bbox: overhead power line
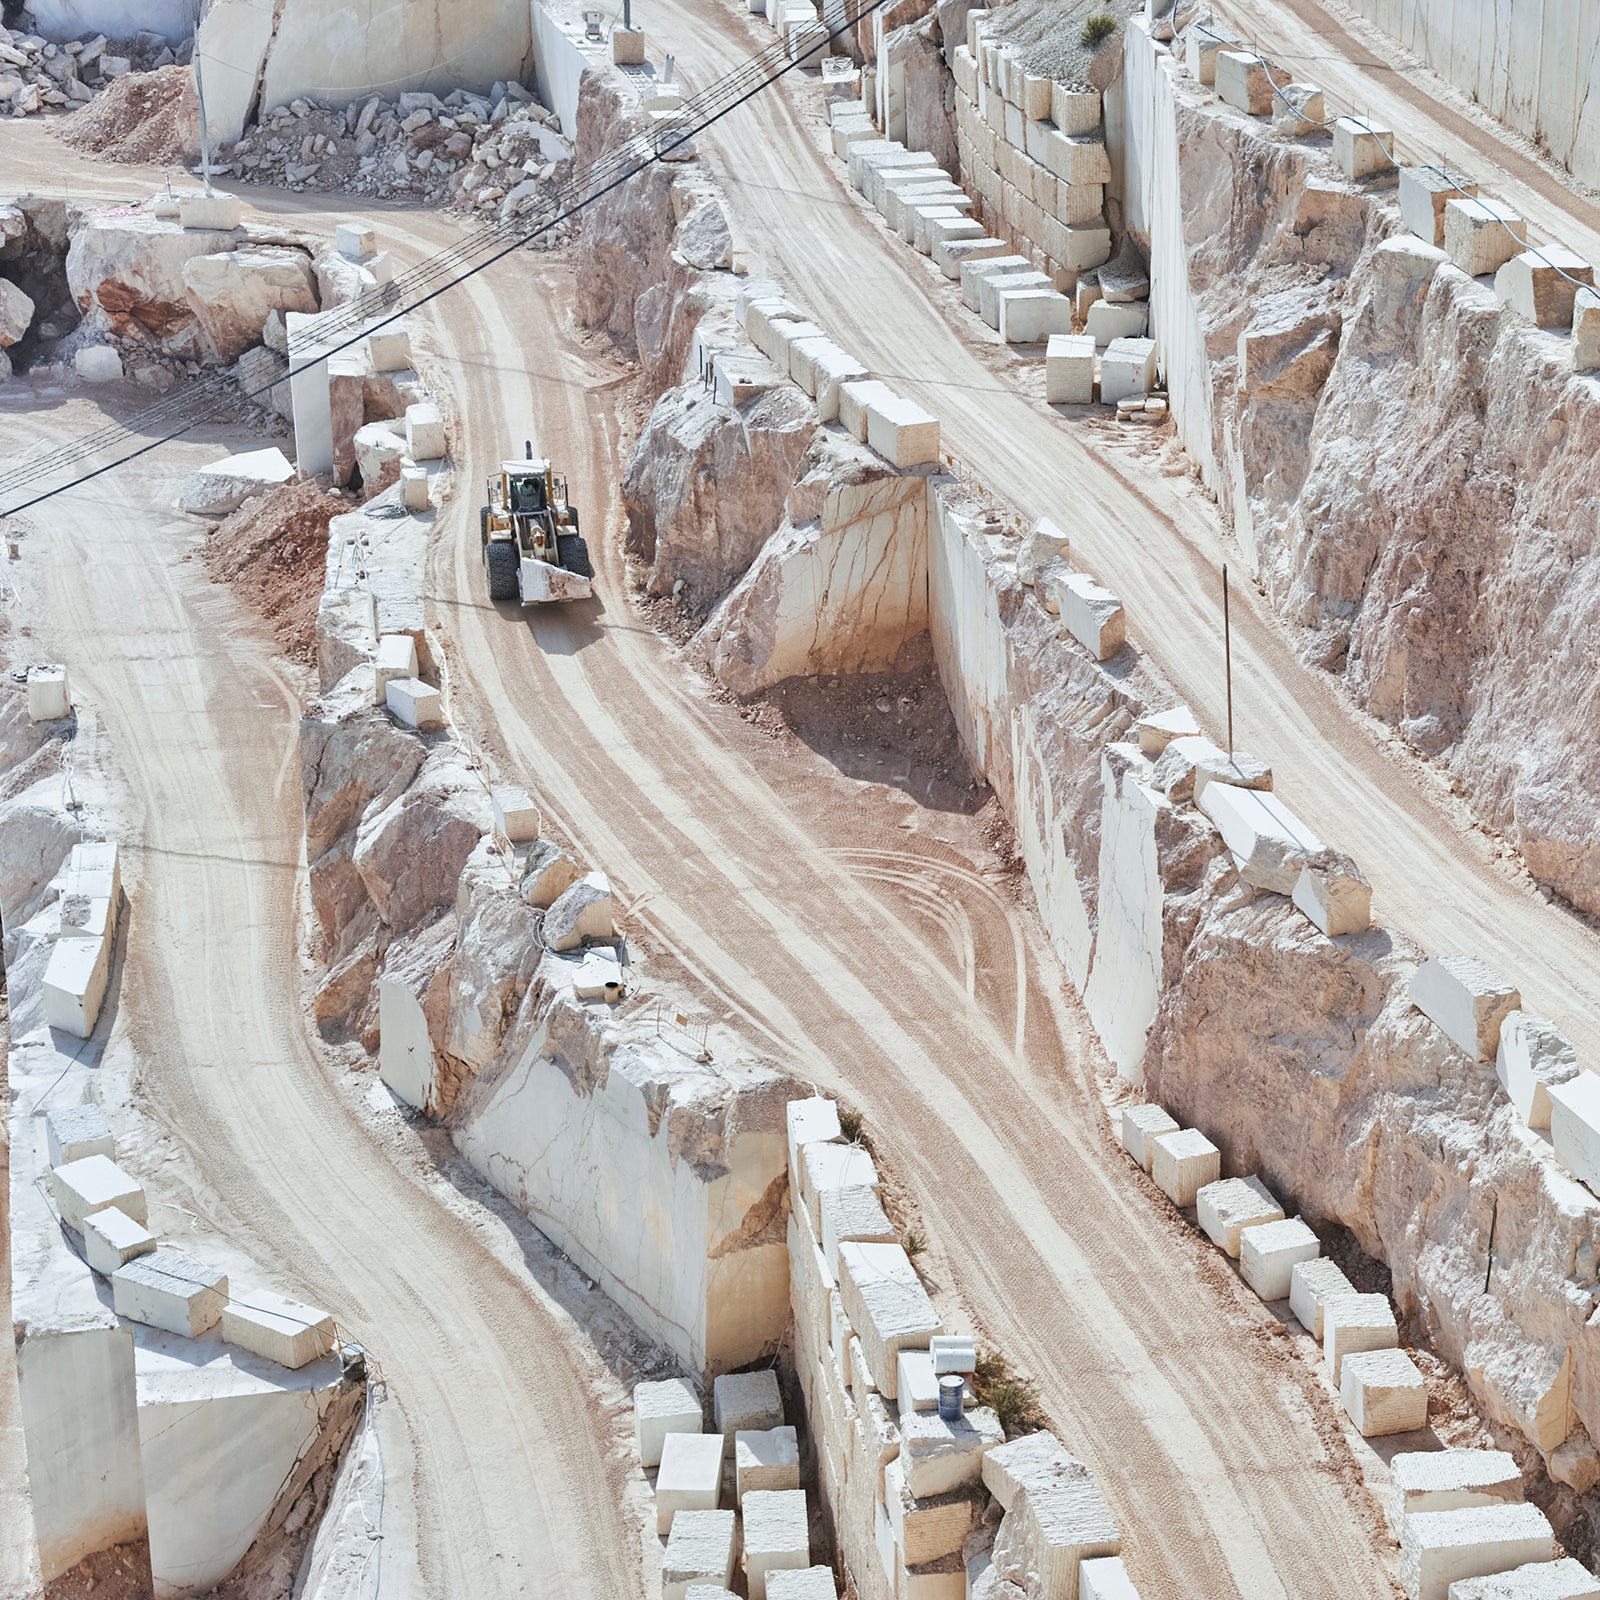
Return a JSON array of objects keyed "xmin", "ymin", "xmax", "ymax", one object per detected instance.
[{"xmin": 0, "ymin": 4, "xmax": 889, "ymax": 518}]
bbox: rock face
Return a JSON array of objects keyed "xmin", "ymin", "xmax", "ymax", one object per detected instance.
[
  {"xmin": 692, "ymin": 434, "xmax": 932, "ymax": 697},
  {"xmin": 623, "ymin": 381, "xmax": 818, "ymax": 610},
  {"xmin": 181, "ymin": 245, "xmax": 320, "ymax": 362},
  {"xmin": 1151, "ymin": 76, "xmax": 1600, "ymax": 915}
]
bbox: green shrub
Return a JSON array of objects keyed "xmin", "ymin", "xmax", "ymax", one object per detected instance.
[
  {"xmin": 837, "ymin": 1104, "xmax": 865, "ymax": 1142},
  {"xmin": 903, "ymin": 1227, "xmax": 927, "ymax": 1259},
  {"xmin": 1081, "ymin": 12, "xmax": 1118, "ymax": 47},
  {"xmin": 971, "ymin": 1349, "xmax": 1045, "ymax": 1434}
]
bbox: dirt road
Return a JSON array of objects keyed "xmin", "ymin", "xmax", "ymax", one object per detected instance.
[{"xmin": 0, "ymin": 136, "xmax": 641, "ymax": 1598}]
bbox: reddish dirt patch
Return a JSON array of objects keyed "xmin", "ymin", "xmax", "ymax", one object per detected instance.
[
  {"xmin": 56, "ymin": 65, "xmax": 195, "ymax": 166},
  {"xmin": 201, "ymin": 482, "xmax": 349, "ymax": 666}
]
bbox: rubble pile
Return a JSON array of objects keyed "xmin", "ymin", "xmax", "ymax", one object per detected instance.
[
  {"xmin": 1, "ymin": 18, "xmax": 186, "ymax": 118},
  {"xmin": 213, "ymin": 82, "xmax": 574, "ymax": 220}
]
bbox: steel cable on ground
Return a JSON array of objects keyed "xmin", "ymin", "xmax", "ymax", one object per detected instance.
[
  {"xmin": 1182, "ymin": 17, "xmax": 1596, "ymax": 292},
  {"xmin": 0, "ymin": 7, "xmax": 880, "ymax": 516}
]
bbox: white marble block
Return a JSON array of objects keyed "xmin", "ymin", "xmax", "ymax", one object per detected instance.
[
  {"xmin": 1099, "ymin": 336, "xmax": 1157, "ymax": 404},
  {"xmin": 50, "ymin": 1154, "xmax": 147, "ymax": 1232},
  {"xmin": 1056, "ymin": 571, "xmax": 1126, "ymax": 660},
  {"xmin": 634, "ymin": 1377, "xmax": 702, "ymax": 1468},
  {"xmin": 1494, "ymin": 247, "xmax": 1594, "ymax": 329},
  {"xmin": 1080, "ymin": 1555, "xmax": 1142, "ymax": 1599},
  {"xmin": 713, "ymin": 1369, "xmax": 783, "ymax": 1437},
  {"xmin": 1547, "ymin": 1073, "xmax": 1600, "ymax": 1196},
  {"xmin": 802, "ymin": 1142, "xmax": 879, "ymax": 1234},
  {"xmin": 743, "ymin": 1489, "xmax": 809, "ymax": 1600},
  {"xmin": 1195, "ymin": 1176, "xmax": 1284, "ymax": 1257},
  {"xmin": 1444, "ymin": 198, "xmax": 1528, "ymax": 278},
  {"xmin": 1409, "ymin": 956, "xmax": 1520, "ymax": 1061},
  {"xmin": 657, "ymin": 1431, "xmax": 725, "ymax": 1535},
  {"xmin": 1239, "ymin": 1217, "xmax": 1320, "ymax": 1301},
  {"xmin": 82, "ymin": 1207, "xmax": 156, "ymax": 1277},
  {"xmin": 1399, "ymin": 167, "xmax": 1478, "ymax": 246},
  {"xmin": 1495, "ymin": 1012, "xmax": 1579, "ymax": 1130},
  {"xmin": 838, "ymin": 1242, "xmax": 940, "ymax": 1398},
  {"xmin": 1120, "ymin": 1105, "xmax": 1179, "ymax": 1172},
  {"xmin": 385, "ymin": 675, "xmax": 444, "ymax": 731},
  {"xmin": 1215, "ymin": 50, "xmax": 1289, "ymax": 116},
  {"xmin": 819, "ymin": 1184, "xmax": 896, "ymax": 1277},
  {"xmin": 902, "ymin": 1406, "xmax": 1004, "ymax": 1497},
  {"xmin": 663, "ymin": 1510, "xmax": 738, "ymax": 1600},
  {"xmin": 1445, "ymin": 1559, "xmax": 1600, "ymax": 1598},
  {"xmin": 112, "ymin": 1247, "xmax": 228, "ymax": 1336},
  {"xmin": 222, "ymin": 1290, "xmax": 337, "ymax": 1370},
  {"xmin": 1332, "ymin": 116, "xmax": 1394, "ymax": 179},
  {"xmin": 1341, "ymin": 1347, "xmax": 1427, "ymax": 1436},
  {"xmin": 735, "ymin": 1426, "xmax": 800, "ymax": 1503},
  {"xmin": 1046, "ymin": 333, "xmax": 1096, "ymax": 404},
  {"xmin": 1293, "ymin": 852, "xmax": 1372, "ymax": 936},
  {"xmin": 897, "ymin": 1349, "xmax": 940, "ymax": 1413},
  {"xmin": 1323, "ymin": 1292, "xmax": 1398, "ymax": 1383},
  {"xmin": 45, "ymin": 1104, "xmax": 115, "ymax": 1168},
  {"xmin": 1400, "ymin": 1503, "xmax": 1553, "ymax": 1600},
  {"xmin": 1390, "ymin": 1449, "xmax": 1523, "ymax": 1519},
  {"xmin": 1150, "ymin": 1129, "xmax": 1221, "ymax": 1207},
  {"xmin": 1289, "ymin": 1257, "xmax": 1356, "ymax": 1339}
]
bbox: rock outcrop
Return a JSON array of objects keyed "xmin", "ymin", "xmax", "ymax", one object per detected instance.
[
  {"xmin": 1149, "ymin": 69, "xmax": 1600, "ymax": 916},
  {"xmin": 623, "ymin": 381, "xmax": 819, "ymax": 610}
]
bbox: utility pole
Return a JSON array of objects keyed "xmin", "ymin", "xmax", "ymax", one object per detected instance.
[{"xmin": 1222, "ymin": 563, "xmax": 1234, "ymax": 758}]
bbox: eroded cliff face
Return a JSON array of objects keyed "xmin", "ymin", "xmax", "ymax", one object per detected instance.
[{"xmin": 1165, "ymin": 92, "xmax": 1600, "ymax": 915}]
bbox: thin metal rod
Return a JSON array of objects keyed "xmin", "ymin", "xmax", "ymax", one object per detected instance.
[
  {"xmin": 1222, "ymin": 563, "xmax": 1233, "ymax": 759},
  {"xmin": 194, "ymin": 51, "xmax": 214, "ymax": 197}
]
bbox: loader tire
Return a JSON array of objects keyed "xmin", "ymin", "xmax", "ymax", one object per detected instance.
[
  {"xmin": 557, "ymin": 533, "xmax": 592, "ymax": 580},
  {"xmin": 484, "ymin": 539, "xmax": 519, "ymax": 602}
]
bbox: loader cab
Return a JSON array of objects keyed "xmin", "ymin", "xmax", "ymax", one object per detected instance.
[{"xmin": 508, "ymin": 469, "xmax": 549, "ymax": 515}]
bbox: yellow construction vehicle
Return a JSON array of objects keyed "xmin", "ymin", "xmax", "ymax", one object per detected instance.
[{"xmin": 480, "ymin": 443, "xmax": 593, "ymax": 604}]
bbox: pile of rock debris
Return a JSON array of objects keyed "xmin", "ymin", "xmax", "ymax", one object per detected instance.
[
  {"xmin": 213, "ymin": 82, "xmax": 574, "ymax": 221},
  {"xmin": 1, "ymin": 18, "xmax": 183, "ymax": 117}
]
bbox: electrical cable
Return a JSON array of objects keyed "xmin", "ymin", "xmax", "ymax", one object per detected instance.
[
  {"xmin": 0, "ymin": 2, "xmax": 888, "ymax": 516},
  {"xmin": 1181, "ymin": 17, "xmax": 1595, "ymax": 294}
]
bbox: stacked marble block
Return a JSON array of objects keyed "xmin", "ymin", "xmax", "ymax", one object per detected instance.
[
  {"xmin": 41, "ymin": 840, "xmax": 122, "ymax": 1040},
  {"xmin": 787, "ymin": 1095, "xmax": 1140, "ymax": 1598},
  {"xmin": 1013, "ymin": 514, "xmax": 1126, "ymax": 662},
  {"xmin": 1119, "ymin": 1101, "xmax": 1429, "ymax": 1438},
  {"xmin": 947, "ymin": 9, "xmax": 1113, "ymax": 297},
  {"xmin": 44, "ymin": 1102, "xmax": 334, "ymax": 1360},
  {"xmin": 733, "ymin": 278, "xmax": 939, "ymax": 469},
  {"xmin": 1393, "ymin": 167, "xmax": 1599, "ymax": 370},
  {"xmin": 1409, "ymin": 956, "xmax": 1600, "ymax": 1202},
  {"xmin": 1388, "ymin": 1449, "xmax": 1571, "ymax": 1600}
]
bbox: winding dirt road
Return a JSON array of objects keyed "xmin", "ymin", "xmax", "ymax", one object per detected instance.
[{"xmin": 0, "ymin": 136, "xmax": 640, "ymax": 1600}]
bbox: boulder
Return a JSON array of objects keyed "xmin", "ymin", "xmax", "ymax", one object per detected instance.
[
  {"xmin": 543, "ymin": 871, "xmax": 615, "ymax": 951},
  {"xmin": 353, "ymin": 420, "xmax": 408, "ymax": 500},
  {"xmin": 352, "ymin": 751, "xmax": 490, "ymax": 934},
  {"xmin": 0, "ymin": 276, "xmax": 33, "ymax": 347},
  {"xmin": 66, "ymin": 210, "xmax": 242, "ymax": 345},
  {"xmin": 443, "ymin": 841, "xmax": 543, "ymax": 1069},
  {"xmin": 182, "ymin": 245, "xmax": 319, "ymax": 362},
  {"xmin": 176, "ymin": 447, "xmax": 295, "ymax": 516}
]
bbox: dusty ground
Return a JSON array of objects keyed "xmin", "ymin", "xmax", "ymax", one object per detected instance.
[{"xmin": 199, "ymin": 482, "xmax": 348, "ymax": 668}]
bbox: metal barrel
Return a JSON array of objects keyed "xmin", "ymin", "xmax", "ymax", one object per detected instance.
[{"xmin": 937, "ymin": 1374, "xmax": 964, "ymax": 1421}]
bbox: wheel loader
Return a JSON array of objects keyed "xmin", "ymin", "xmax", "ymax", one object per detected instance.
[{"xmin": 480, "ymin": 443, "xmax": 593, "ymax": 604}]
